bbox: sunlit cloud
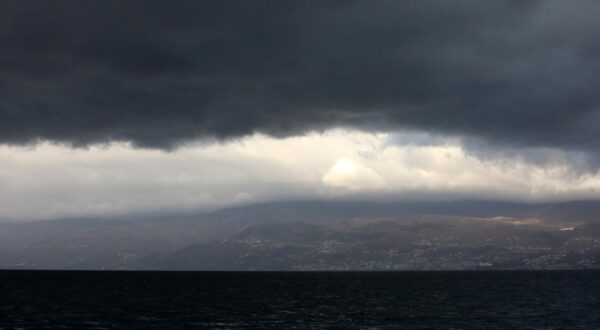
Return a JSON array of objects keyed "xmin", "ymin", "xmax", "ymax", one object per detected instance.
[
  {"xmin": 2, "ymin": 129, "xmax": 600, "ymax": 221},
  {"xmin": 322, "ymin": 159, "xmax": 386, "ymax": 190}
]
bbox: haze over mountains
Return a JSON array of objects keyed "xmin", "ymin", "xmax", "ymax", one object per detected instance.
[{"xmin": 2, "ymin": 200, "xmax": 600, "ymax": 271}]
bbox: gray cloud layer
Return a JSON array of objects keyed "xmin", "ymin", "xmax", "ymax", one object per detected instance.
[{"xmin": 2, "ymin": 1, "xmax": 600, "ymax": 150}]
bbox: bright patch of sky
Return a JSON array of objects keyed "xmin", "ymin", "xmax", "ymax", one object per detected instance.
[{"xmin": 1, "ymin": 129, "xmax": 600, "ymax": 221}]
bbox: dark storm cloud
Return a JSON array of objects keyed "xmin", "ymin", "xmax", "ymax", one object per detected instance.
[{"xmin": 2, "ymin": 0, "xmax": 600, "ymax": 149}]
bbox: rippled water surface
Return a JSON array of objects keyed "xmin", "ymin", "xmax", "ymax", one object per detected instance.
[{"xmin": 1, "ymin": 270, "xmax": 599, "ymax": 329}]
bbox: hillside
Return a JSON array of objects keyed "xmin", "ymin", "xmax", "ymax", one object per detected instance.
[{"xmin": 1, "ymin": 200, "xmax": 600, "ymax": 270}]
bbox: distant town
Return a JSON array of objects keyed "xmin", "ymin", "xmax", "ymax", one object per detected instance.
[{"xmin": 3, "ymin": 201, "xmax": 600, "ymax": 271}]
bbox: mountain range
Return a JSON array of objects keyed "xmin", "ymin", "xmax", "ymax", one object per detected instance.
[{"xmin": 2, "ymin": 200, "xmax": 600, "ymax": 270}]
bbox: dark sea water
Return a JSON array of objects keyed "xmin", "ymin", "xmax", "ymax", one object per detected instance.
[{"xmin": 1, "ymin": 270, "xmax": 600, "ymax": 329}]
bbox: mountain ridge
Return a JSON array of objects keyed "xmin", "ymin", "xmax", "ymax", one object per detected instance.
[{"xmin": 2, "ymin": 200, "xmax": 600, "ymax": 270}]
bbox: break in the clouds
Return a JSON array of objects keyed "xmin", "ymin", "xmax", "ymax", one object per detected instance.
[
  {"xmin": 2, "ymin": 0, "xmax": 600, "ymax": 152},
  {"xmin": 4, "ymin": 1, "xmax": 600, "ymax": 221},
  {"xmin": 2, "ymin": 130, "xmax": 600, "ymax": 221}
]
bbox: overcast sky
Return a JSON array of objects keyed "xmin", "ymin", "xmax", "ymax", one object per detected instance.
[{"xmin": 2, "ymin": 1, "xmax": 600, "ymax": 221}]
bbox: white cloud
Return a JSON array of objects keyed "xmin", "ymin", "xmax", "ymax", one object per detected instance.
[
  {"xmin": 2, "ymin": 129, "xmax": 600, "ymax": 221},
  {"xmin": 322, "ymin": 159, "xmax": 386, "ymax": 190}
]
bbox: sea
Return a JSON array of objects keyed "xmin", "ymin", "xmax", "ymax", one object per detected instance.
[{"xmin": 1, "ymin": 270, "xmax": 599, "ymax": 329}]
